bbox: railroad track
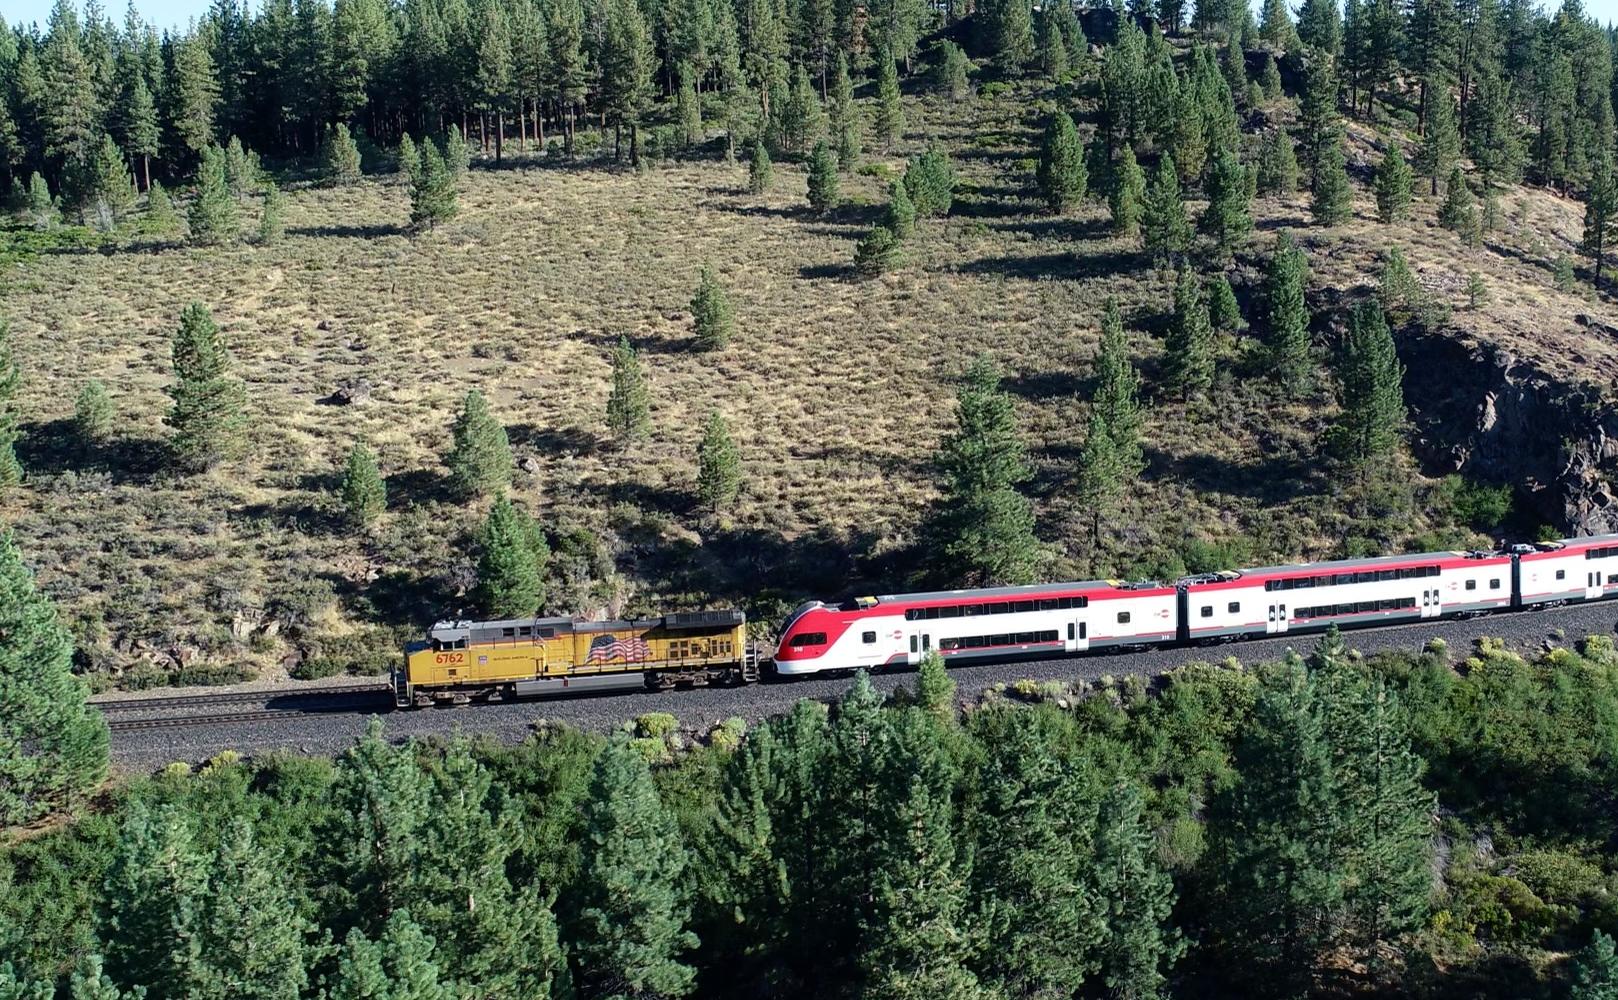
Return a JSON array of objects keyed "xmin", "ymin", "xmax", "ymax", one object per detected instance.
[
  {"xmin": 107, "ymin": 711, "xmax": 294, "ymax": 733},
  {"xmin": 93, "ymin": 683, "xmax": 389, "ymax": 713}
]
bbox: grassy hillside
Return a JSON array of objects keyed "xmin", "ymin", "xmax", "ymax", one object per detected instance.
[{"xmin": 1, "ymin": 75, "xmax": 1605, "ymax": 687}]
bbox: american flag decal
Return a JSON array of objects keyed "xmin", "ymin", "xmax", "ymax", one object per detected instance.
[{"xmin": 585, "ymin": 633, "xmax": 652, "ymax": 664}]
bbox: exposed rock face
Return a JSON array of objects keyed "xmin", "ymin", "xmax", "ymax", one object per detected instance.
[{"xmin": 1402, "ymin": 330, "xmax": 1618, "ymax": 535}]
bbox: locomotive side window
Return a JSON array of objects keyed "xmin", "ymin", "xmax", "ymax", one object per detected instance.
[{"xmin": 789, "ymin": 632, "xmax": 827, "ymax": 647}]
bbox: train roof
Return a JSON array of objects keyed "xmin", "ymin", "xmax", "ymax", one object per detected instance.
[
  {"xmin": 1227, "ymin": 550, "xmax": 1504, "ymax": 578},
  {"xmin": 871, "ymin": 578, "xmax": 1166, "ymax": 605},
  {"xmin": 430, "ymin": 610, "xmax": 744, "ymax": 642}
]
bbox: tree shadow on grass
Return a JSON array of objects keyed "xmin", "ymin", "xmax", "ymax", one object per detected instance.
[
  {"xmin": 386, "ymin": 467, "xmax": 460, "ymax": 509},
  {"xmin": 799, "ymin": 261, "xmax": 850, "ymax": 280},
  {"xmin": 508, "ymin": 423, "xmax": 602, "ymax": 456},
  {"xmin": 562, "ymin": 327, "xmax": 695, "ymax": 356},
  {"xmin": 988, "ymin": 216, "xmax": 1113, "ymax": 240},
  {"xmin": 950, "ymin": 248, "xmax": 1140, "ymax": 281},
  {"xmin": 287, "ymin": 222, "xmax": 407, "ymax": 239},
  {"xmin": 1141, "ymin": 444, "xmax": 1322, "ymax": 505},
  {"xmin": 1004, "ymin": 369, "xmax": 1092, "ymax": 401},
  {"xmin": 16, "ymin": 418, "xmax": 169, "ymax": 484}
]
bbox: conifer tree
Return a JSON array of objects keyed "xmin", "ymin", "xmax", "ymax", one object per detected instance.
[
  {"xmin": 25, "ymin": 173, "xmax": 57, "ymax": 230},
  {"xmin": 0, "ymin": 321, "xmax": 20, "ymax": 487},
  {"xmin": 1200, "ymin": 148, "xmax": 1252, "ymax": 257},
  {"xmin": 1416, "ymin": 91, "xmax": 1460, "ymax": 196},
  {"xmin": 0, "ymin": 530, "xmax": 109, "ymax": 825},
  {"xmin": 324, "ymin": 122, "xmax": 362, "ymax": 185},
  {"xmin": 573, "ymin": 738, "xmax": 698, "ymax": 999},
  {"xmin": 1109, "ymin": 145, "xmax": 1145, "ymax": 237},
  {"xmin": 444, "ymin": 126, "xmax": 471, "ymax": 177},
  {"xmin": 475, "ymin": 495, "xmax": 547, "ymax": 617},
  {"xmin": 1259, "ymin": 0, "xmax": 1298, "ymax": 50},
  {"xmin": 166, "ymin": 302, "xmax": 248, "ymax": 471},
  {"xmin": 747, "ymin": 138, "xmax": 773, "ymax": 193},
  {"xmin": 1581, "ymin": 155, "xmax": 1617, "ymax": 288},
  {"xmin": 875, "ymin": 52, "xmax": 904, "ymax": 151},
  {"xmin": 932, "ymin": 40, "xmax": 973, "ymax": 99},
  {"xmin": 1036, "ymin": 110, "xmax": 1086, "ymax": 213},
  {"xmin": 852, "ymin": 153, "xmax": 898, "ymax": 228},
  {"xmin": 606, "ymin": 335, "xmax": 651, "ymax": 444},
  {"xmin": 1164, "ymin": 266, "xmax": 1215, "ymax": 400},
  {"xmin": 187, "ymin": 145, "xmax": 237, "ymax": 245},
  {"xmin": 1331, "ymin": 301, "xmax": 1405, "ymax": 465},
  {"xmin": 257, "ymin": 180, "xmax": 284, "ymax": 244},
  {"xmin": 854, "ymin": 226, "xmax": 904, "ymax": 275},
  {"xmin": 74, "ymin": 380, "xmax": 112, "ymax": 449},
  {"xmin": 1571, "ymin": 931, "xmax": 1618, "ymax": 1000},
  {"xmin": 931, "ymin": 356, "xmax": 1039, "ymax": 586},
  {"xmin": 104, "ymin": 802, "xmax": 207, "ymax": 995},
  {"xmin": 913, "ymin": 651, "xmax": 955, "ymax": 722},
  {"xmin": 1437, "ymin": 166, "xmax": 1479, "ymax": 245},
  {"xmin": 1095, "ymin": 778, "xmax": 1183, "ymax": 1000},
  {"xmin": 1297, "ymin": 0, "xmax": 1342, "ymax": 53},
  {"xmin": 1037, "ymin": 8, "xmax": 1069, "ymax": 81},
  {"xmin": 1077, "ymin": 407, "xmax": 1124, "ymax": 545},
  {"xmin": 1379, "ymin": 246, "xmax": 1422, "ymax": 314},
  {"xmin": 69, "ymin": 956, "xmax": 135, "ymax": 1000},
  {"xmin": 780, "ymin": 63, "xmax": 823, "ymax": 154},
  {"xmin": 341, "ymin": 442, "xmax": 387, "ymax": 530},
  {"xmin": 81, "ymin": 133, "xmax": 133, "ymax": 230},
  {"xmin": 1312, "ymin": 136, "xmax": 1353, "ymax": 226},
  {"xmin": 1260, "ymin": 53, "xmax": 1283, "ymax": 98},
  {"xmin": 1263, "ymin": 232, "xmax": 1313, "ymax": 395},
  {"xmin": 806, "ymin": 139, "xmax": 838, "ymax": 213},
  {"xmin": 119, "ymin": 68, "xmax": 159, "ymax": 191},
  {"xmin": 329, "ymin": 911, "xmax": 450, "ymax": 1000},
  {"xmin": 448, "ymin": 388, "xmax": 512, "ymax": 498},
  {"xmin": 195, "ymin": 817, "xmax": 309, "ymax": 1000},
  {"xmin": 1169, "ymin": 85, "xmax": 1207, "ymax": 183},
  {"xmin": 829, "ymin": 53, "xmax": 861, "ymax": 168},
  {"xmin": 600, "ymin": 0, "xmax": 656, "ymax": 164},
  {"xmin": 410, "ymin": 140, "xmax": 458, "ymax": 231},
  {"xmin": 1142, "ymin": 153, "xmax": 1191, "ymax": 264},
  {"xmin": 146, "ymin": 181, "xmax": 178, "ymax": 232},
  {"xmin": 697, "ymin": 409, "xmax": 742, "ymax": 513},
  {"xmin": 691, "ymin": 265, "xmax": 735, "ymax": 350},
  {"xmin": 1374, "ymin": 144, "xmax": 1412, "ymax": 222},
  {"xmin": 169, "ymin": 34, "xmax": 219, "ymax": 157},
  {"xmin": 1094, "ymin": 298, "xmax": 1144, "ymax": 476},
  {"xmin": 1208, "ymin": 273, "xmax": 1242, "ymax": 331},
  {"xmin": 1299, "ymin": 58, "xmax": 1340, "ymax": 188},
  {"xmin": 398, "ymin": 132, "xmax": 420, "ymax": 182},
  {"xmin": 904, "ymin": 144, "xmax": 955, "ymax": 218},
  {"xmin": 222, "ymin": 137, "xmax": 259, "ymax": 200}
]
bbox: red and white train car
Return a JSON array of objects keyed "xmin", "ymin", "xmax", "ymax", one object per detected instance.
[
  {"xmin": 1180, "ymin": 549, "xmax": 1515, "ymax": 642},
  {"xmin": 772, "ymin": 579, "xmax": 1178, "ymax": 675},
  {"xmin": 1515, "ymin": 534, "xmax": 1618, "ymax": 608}
]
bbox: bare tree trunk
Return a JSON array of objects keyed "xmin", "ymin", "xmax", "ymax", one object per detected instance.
[
  {"xmin": 495, "ymin": 111, "xmax": 504, "ymax": 162},
  {"xmin": 537, "ymin": 98, "xmax": 546, "ymax": 147},
  {"xmin": 142, "ymin": 155, "xmax": 150, "ymax": 192},
  {"xmin": 519, "ymin": 104, "xmax": 527, "ymax": 153},
  {"xmin": 480, "ymin": 113, "xmax": 489, "ymax": 152}
]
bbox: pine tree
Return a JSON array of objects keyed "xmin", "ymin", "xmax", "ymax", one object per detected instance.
[
  {"xmin": 1109, "ymin": 145, "xmax": 1146, "ymax": 237},
  {"xmin": 194, "ymin": 817, "xmax": 309, "ymax": 1000},
  {"xmin": 931, "ymin": 356, "xmax": 1039, "ymax": 586},
  {"xmin": 1169, "ymin": 84, "xmax": 1207, "ymax": 183},
  {"xmin": 0, "ymin": 321, "xmax": 20, "ymax": 487},
  {"xmin": 474, "ymin": 495, "xmax": 547, "ymax": 617},
  {"xmin": 1263, "ymin": 232, "xmax": 1313, "ymax": 395},
  {"xmin": 444, "ymin": 126, "xmax": 471, "ymax": 177},
  {"xmin": 1142, "ymin": 153, "xmax": 1191, "ymax": 264},
  {"xmin": 146, "ymin": 181, "xmax": 178, "ymax": 233},
  {"xmin": 780, "ymin": 63, "xmax": 824, "ymax": 154},
  {"xmin": 829, "ymin": 53, "xmax": 861, "ymax": 168},
  {"xmin": 697, "ymin": 409, "xmax": 742, "ymax": 513},
  {"xmin": 169, "ymin": 34, "xmax": 220, "ymax": 157},
  {"xmin": 1465, "ymin": 270, "xmax": 1489, "ymax": 308},
  {"xmin": 1374, "ymin": 144, "xmax": 1412, "ymax": 222},
  {"xmin": 806, "ymin": 139, "xmax": 838, "ymax": 214},
  {"xmin": 74, "ymin": 380, "xmax": 113, "ymax": 449},
  {"xmin": 257, "ymin": 180, "xmax": 285, "ymax": 244},
  {"xmin": 1581, "ymin": 155, "xmax": 1617, "ymax": 288},
  {"xmin": 1077, "ymin": 407, "xmax": 1125, "ymax": 545},
  {"xmin": 605, "ymin": 335, "xmax": 652, "ymax": 445},
  {"xmin": 41, "ymin": 5, "xmax": 99, "ymax": 166},
  {"xmin": 1331, "ymin": 301, "xmax": 1405, "ymax": 465},
  {"xmin": 1200, "ymin": 148, "xmax": 1252, "ymax": 258},
  {"xmin": 0, "ymin": 530, "xmax": 109, "ymax": 825},
  {"xmin": 1299, "ymin": 57, "xmax": 1341, "ymax": 188},
  {"xmin": 1194, "ymin": 279, "xmax": 1233, "ymax": 338},
  {"xmin": 1311, "ymin": 135, "xmax": 1353, "ymax": 226},
  {"xmin": 188, "ymin": 145, "xmax": 237, "ymax": 245},
  {"xmin": 1571, "ymin": 931, "xmax": 1618, "ymax": 1000},
  {"xmin": 875, "ymin": 51, "xmax": 904, "ymax": 151},
  {"xmin": 104, "ymin": 802, "xmax": 207, "ymax": 995},
  {"xmin": 1249, "ymin": 128, "xmax": 1300, "ymax": 196},
  {"xmin": 119, "ymin": 65, "xmax": 159, "ymax": 191},
  {"xmin": 854, "ymin": 226, "xmax": 904, "ymax": 275},
  {"xmin": 1259, "ymin": 0, "xmax": 1298, "ymax": 49},
  {"xmin": 1094, "ymin": 297, "xmax": 1144, "ymax": 476},
  {"xmin": 81, "ymin": 133, "xmax": 134, "ymax": 230},
  {"xmin": 1415, "ymin": 91, "xmax": 1460, "ymax": 195},
  {"xmin": 68, "ymin": 956, "xmax": 136, "ymax": 1000},
  {"xmin": 1297, "ymin": 0, "xmax": 1342, "ymax": 53},
  {"xmin": 691, "ymin": 265, "xmax": 736, "ymax": 350},
  {"xmin": 25, "ymin": 173, "xmax": 58, "ymax": 230},
  {"xmin": 410, "ymin": 140, "xmax": 457, "ymax": 231},
  {"xmin": 1095, "ymin": 778, "xmax": 1183, "ymax": 1000},
  {"xmin": 1036, "ymin": 110, "xmax": 1086, "ymax": 213},
  {"xmin": 573, "ymin": 738, "xmax": 698, "ymax": 999},
  {"xmin": 166, "ymin": 302, "xmax": 248, "ymax": 471},
  {"xmin": 341, "ymin": 442, "xmax": 387, "ymax": 530},
  {"xmin": 884, "ymin": 180, "xmax": 917, "ymax": 240},
  {"xmin": 324, "ymin": 122, "xmax": 362, "ymax": 185},
  {"xmin": 904, "ymin": 144, "xmax": 955, "ymax": 218},
  {"xmin": 447, "ymin": 388, "xmax": 513, "ymax": 498},
  {"xmin": 329, "ymin": 911, "xmax": 450, "ymax": 1000},
  {"xmin": 932, "ymin": 40, "xmax": 973, "ymax": 99},
  {"xmin": 1437, "ymin": 165, "xmax": 1479, "ymax": 245},
  {"xmin": 747, "ymin": 138, "xmax": 773, "ymax": 193},
  {"xmin": 1379, "ymin": 246, "xmax": 1422, "ymax": 313},
  {"xmin": 1164, "ymin": 266, "xmax": 1215, "ymax": 400},
  {"xmin": 913, "ymin": 651, "xmax": 955, "ymax": 722},
  {"xmin": 1038, "ymin": 8, "xmax": 1069, "ymax": 81},
  {"xmin": 1260, "ymin": 52, "xmax": 1284, "ymax": 98},
  {"xmin": 398, "ymin": 132, "xmax": 421, "ymax": 182},
  {"xmin": 222, "ymin": 136, "xmax": 260, "ymax": 200}
]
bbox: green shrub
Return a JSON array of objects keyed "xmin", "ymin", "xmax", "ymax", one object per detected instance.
[{"xmin": 635, "ymin": 712, "xmax": 679, "ymax": 739}]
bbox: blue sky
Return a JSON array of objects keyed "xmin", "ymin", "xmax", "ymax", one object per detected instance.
[{"xmin": 1, "ymin": 0, "xmax": 1614, "ymax": 38}]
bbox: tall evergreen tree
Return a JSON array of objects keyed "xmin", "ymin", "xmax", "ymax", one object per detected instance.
[
  {"xmin": 168, "ymin": 34, "xmax": 220, "ymax": 158},
  {"xmin": 80, "ymin": 133, "xmax": 133, "ymax": 229},
  {"xmin": 1330, "ymin": 301, "xmax": 1405, "ymax": 465},
  {"xmin": 828, "ymin": 53, "xmax": 861, "ymax": 168},
  {"xmin": 1095, "ymin": 778, "xmax": 1183, "ymax": 1000},
  {"xmin": 1259, "ymin": 0, "xmax": 1299, "ymax": 49},
  {"xmin": 0, "ymin": 530, "xmax": 109, "ymax": 825},
  {"xmin": 1581, "ymin": 154, "xmax": 1617, "ymax": 288},
  {"xmin": 1571, "ymin": 931, "xmax": 1618, "ymax": 1000},
  {"xmin": 1109, "ymin": 145, "xmax": 1146, "ymax": 237},
  {"xmin": 1077, "ymin": 407, "xmax": 1125, "ymax": 546},
  {"xmin": 930, "ymin": 356, "xmax": 1039, "ymax": 586},
  {"xmin": 1416, "ymin": 91, "xmax": 1461, "ymax": 195},
  {"xmin": 697, "ymin": 409, "xmax": 742, "ymax": 513},
  {"xmin": 194, "ymin": 817, "xmax": 309, "ymax": 1000},
  {"xmin": 328, "ymin": 910, "xmax": 450, "ymax": 1000},
  {"xmin": 341, "ymin": 442, "xmax": 387, "ymax": 530},
  {"xmin": 116, "ymin": 57, "xmax": 159, "ymax": 189},
  {"xmin": 1142, "ymin": 153, "xmax": 1191, "ymax": 264},
  {"xmin": 600, "ymin": 0, "xmax": 655, "ymax": 163},
  {"xmin": 904, "ymin": 144, "xmax": 955, "ymax": 218},
  {"xmin": 104, "ymin": 802, "xmax": 207, "ymax": 996},
  {"xmin": 606, "ymin": 335, "xmax": 650, "ymax": 444},
  {"xmin": 1299, "ymin": 57, "xmax": 1341, "ymax": 188},
  {"xmin": 1035, "ymin": 109, "xmax": 1086, "ymax": 213},
  {"xmin": 1257, "ymin": 129, "xmax": 1301, "ymax": 194},
  {"xmin": 1311, "ymin": 135, "xmax": 1353, "ymax": 226},
  {"xmin": 572, "ymin": 738, "xmax": 698, "ymax": 999},
  {"xmin": 1263, "ymin": 232, "xmax": 1313, "ymax": 395},
  {"xmin": 410, "ymin": 140, "xmax": 457, "ymax": 230},
  {"xmin": 1200, "ymin": 148, "xmax": 1252, "ymax": 258},
  {"xmin": 884, "ymin": 180, "xmax": 917, "ymax": 239},
  {"xmin": 748, "ymin": 139, "xmax": 773, "ymax": 194},
  {"xmin": 324, "ymin": 122, "xmax": 362, "ymax": 185},
  {"xmin": 447, "ymin": 388, "xmax": 513, "ymax": 498},
  {"xmin": 187, "ymin": 144, "xmax": 237, "ymax": 245},
  {"xmin": 1164, "ymin": 266, "xmax": 1215, "ymax": 400},
  {"xmin": 1094, "ymin": 297, "xmax": 1144, "ymax": 477},
  {"xmin": 1437, "ymin": 165, "xmax": 1479, "ymax": 244},
  {"xmin": 166, "ymin": 301, "xmax": 248, "ymax": 471},
  {"xmin": 691, "ymin": 265, "xmax": 736, "ymax": 349},
  {"xmin": 1374, "ymin": 144, "xmax": 1412, "ymax": 222},
  {"xmin": 1296, "ymin": 0, "xmax": 1342, "ymax": 53},
  {"xmin": 875, "ymin": 51, "xmax": 904, "ymax": 151},
  {"xmin": 806, "ymin": 139, "xmax": 838, "ymax": 213},
  {"xmin": 474, "ymin": 495, "xmax": 547, "ymax": 617}
]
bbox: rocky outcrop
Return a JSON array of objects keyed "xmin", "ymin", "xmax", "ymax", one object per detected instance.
[{"xmin": 1402, "ymin": 329, "xmax": 1618, "ymax": 534}]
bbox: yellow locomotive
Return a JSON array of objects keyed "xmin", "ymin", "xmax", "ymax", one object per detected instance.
[{"xmin": 393, "ymin": 610, "xmax": 755, "ymax": 707}]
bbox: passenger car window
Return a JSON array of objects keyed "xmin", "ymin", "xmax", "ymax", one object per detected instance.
[
  {"xmin": 1118, "ymin": 611, "xmax": 1131, "ymax": 624},
  {"xmin": 862, "ymin": 631, "xmax": 876, "ymax": 644},
  {"xmin": 1200, "ymin": 606, "xmax": 1213, "ymax": 618}
]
